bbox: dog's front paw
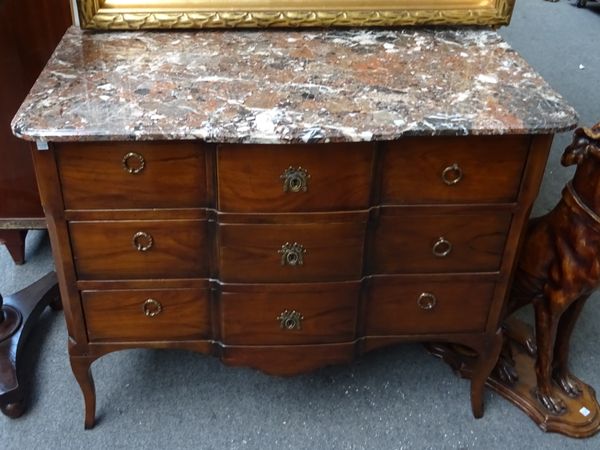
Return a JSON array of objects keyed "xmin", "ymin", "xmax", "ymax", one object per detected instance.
[
  {"xmin": 554, "ymin": 372, "xmax": 583, "ymax": 398},
  {"xmin": 535, "ymin": 388, "xmax": 567, "ymax": 415}
]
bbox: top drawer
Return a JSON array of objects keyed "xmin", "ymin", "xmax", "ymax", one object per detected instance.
[
  {"xmin": 381, "ymin": 136, "xmax": 529, "ymax": 205},
  {"xmin": 217, "ymin": 143, "xmax": 374, "ymax": 212},
  {"xmin": 56, "ymin": 142, "xmax": 208, "ymax": 209}
]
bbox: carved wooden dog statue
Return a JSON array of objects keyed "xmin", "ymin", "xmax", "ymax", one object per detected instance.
[{"xmin": 505, "ymin": 122, "xmax": 600, "ymax": 414}]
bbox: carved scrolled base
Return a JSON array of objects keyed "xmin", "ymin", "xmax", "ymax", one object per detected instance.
[
  {"xmin": 490, "ymin": 337, "xmax": 600, "ymax": 438},
  {"xmin": 427, "ymin": 319, "xmax": 600, "ymax": 439}
]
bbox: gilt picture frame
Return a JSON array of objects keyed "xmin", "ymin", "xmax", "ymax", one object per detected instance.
[{"xmin": 76, "ymin": 0, "xmax": 516, "ymax": 30}]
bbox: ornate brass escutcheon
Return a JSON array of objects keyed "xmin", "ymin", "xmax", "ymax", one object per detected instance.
[
  {"xmin": 432, "ymin": 236, "xmax": 452, "ymax": 257},
  {"xmin": 122, "ymin": 152, "xmax": 145, "ymax": 174},
  {"xmin": 441, "ymin": 163, "xmax": 463, "ymax": 186},
  {"xmin": 143, "ymin": 298, "xmax": 162, "ymax": 318},
  {"xmin": 132, "ymin": 231, "xmax": 153, "ymax": 252},
  {"xmin": 277, "ymin": 310, "xmax": 303, "ymax": 330},
  {"xmin": 278, "ymin": 242, "xmax": 306, "ymax": 266},
  {"xmin": 280, "ymin": 166, "xmax": 310, "ymax": 192},
  {"xmin": 417, "ymin": 292, "xmax": 437, "ymax": 310}
]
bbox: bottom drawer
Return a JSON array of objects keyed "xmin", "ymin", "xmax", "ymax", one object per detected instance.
[
  {"xmin": 82, "ymin": 288, "xmax": 210, "ymax": 342},
  {"xmin": 220, "ymin": 282, "xmax": 360, "ymax": 345},
  {"xmin": 366, "ymin": 276, "xmax": 496, "ymax": 335}
]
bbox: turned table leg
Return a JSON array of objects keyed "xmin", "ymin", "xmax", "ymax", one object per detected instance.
[
  {"xmin": 0, "ymin": 272, "xmax": 60, "ymax": 417},
  {"xmin": 0, "ymin": 230, "xmax": 28, "ymax": 265}
]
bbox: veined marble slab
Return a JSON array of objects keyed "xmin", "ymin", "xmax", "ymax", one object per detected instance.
[{"xmin": 12, "ymin": 26, "xmax": 577, "ymax": 144}]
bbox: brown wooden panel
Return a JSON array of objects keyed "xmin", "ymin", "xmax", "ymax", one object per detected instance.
[
  {"xmin": 57, "ymin": 142, "xmax": 207, "ymax": 209},
  {"xmin": 484, "ymin": 135, "xmax": 553, "ymax": 335},
  {"xmin": 220, "ymin": 282, "xmax": 360, "ymax": 345},
  {"xmin": 69, "ymin": 220, "xmax": 208, "ymax": 279},
  {"xmin": 371, "ymin": 210, "xmax": 511, "ymax": 274},
  {"xmin": 0, "ymin": 0, "xmax": 70, "ymax": 221},
  {"xmin": 366, "ymin": 276, "xmax": 496, "ymax": 335},
  {"xmin": 217, "ymin": 143, "xmax": 374, "ymax": 212},
  {"xmin": 218, "ymin": 220, "xmax": 366, "ymax": 282},
  {"xmin": 82, "ymin": 288, "xmax": 210, "ymax": 341},
  {"xmin": 381, "ymin": 136, "xmax": 529, "ymax": 204}
]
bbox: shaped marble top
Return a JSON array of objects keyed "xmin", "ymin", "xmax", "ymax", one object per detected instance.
[{"xmin": 12, "ymin": 26, "xmax": 578, "ymax": 144}]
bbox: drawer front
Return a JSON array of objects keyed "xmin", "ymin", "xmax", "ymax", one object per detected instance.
[
  {"xmin": 57, "ymin": 142, "xmax": 208, "ymax": 209},
  {"xmin": 82, "ymin": 288, "xmax": 210, "ymax": 341},
  {"xmin": 372, "ymin": 211, "xmax": 511, "ymax": 274},
  {"xmin": 218, "ymin": 221, "xmax": 366, "ymax": 282},
  {"xmin": 217, "ymin": 143, "xmax": 374, "ymax": 212},
  {"xmin": 220, "ymin": 283, "xmax": 359, "ymax": 345},
  {"xmin": 366, "ymin": 277, "xmax": 495, "ymax": 335},
  {"xmin": 381, "ymin": 136, "xmax": 529, "ymax": 204},
  {"xmin": 69, "ymin": 220, "xmax": 208, "ymax": 279}
]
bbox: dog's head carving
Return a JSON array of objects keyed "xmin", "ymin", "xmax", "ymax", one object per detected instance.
[{"xmin": 562, "ymin": 122, "xmax": 600, "ymax": 167}]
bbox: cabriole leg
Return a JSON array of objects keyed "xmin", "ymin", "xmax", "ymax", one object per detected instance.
[
  {"xmin": 69, "ymin": 356, "xmax": 97, "ymax": 429},
  {"xmin": 470, "ymin": 330, "xmax": 503, "ymax": 418}
]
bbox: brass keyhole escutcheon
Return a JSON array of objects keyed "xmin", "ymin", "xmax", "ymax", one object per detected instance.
[
  {"xmin": 143, "ymin": 299, "xmax": 162, "ymax": 318},
  {"xmin": 441, "ymin": 163, "xmax": 463, "ymax": 186},
  {"xmin": 132, "ymin": 231, "xmax": 153, "ymax": 252},
  {"xmin": 277, "ymin": 310, "xmax": 303, "ymax": 330},
  {"xmin": 417, "ymin": 293, "xmax": 437, "ymax": 310},
  {"xmin": 281, "ymin": 166, "xmax": 310, "ymax": 192},
  {"xmin": 278, "ymin": 242, "xmax": 306, "ymax": 266},
  {"xmin": 122, "ymin": 152, "xmax": 146, "ymax": 174},
  {"xmin": 432, "ymin": 237, "xmax": 452, "ymax": 257}
]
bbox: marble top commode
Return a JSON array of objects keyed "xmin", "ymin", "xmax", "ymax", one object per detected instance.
[
  {"xmin": 14, "ymin": 25, "xmax": 582, "ymax": 431},
  {"xmin": 12, "ymin": 26, "xmax": 577, "ymax": 144}
]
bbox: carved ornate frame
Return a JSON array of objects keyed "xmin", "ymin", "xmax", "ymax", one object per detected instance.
[{"xmin": 76, "ymin": 0, "xmax": 516, "ymax": 30}]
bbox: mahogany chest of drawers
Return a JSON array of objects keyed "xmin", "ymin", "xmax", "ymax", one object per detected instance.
[{"xmin": 31, "ymin": 134, "xmax": 552, "ymax": 428}]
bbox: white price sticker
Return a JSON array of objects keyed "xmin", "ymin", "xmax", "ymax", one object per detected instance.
[{"xmin": 580, "ymin": 407, "xmax": 591, "ymax": 417}]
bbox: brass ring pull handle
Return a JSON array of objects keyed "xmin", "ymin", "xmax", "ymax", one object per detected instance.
[
  {"xmin": 122, "ymin": 152, "xmax": 146, "ymax": 174},
  {"xmin": 278, "ymin": 242, "xmax": 306, "ymax": 266},
  {"xmin": 417, "ymin": 293, "xmax": 437, "ymax": 311},
  {"xmin": 277, "ymin": 310, "xmax": 304, "ymax": 330},
  {"xmin": 132, "ymin": 231, "xmax": 153, "ymax": 252},
  {"xmin": 441, "ymin": 163, "xmax": 463, "ymax": 186},
  {"xmin": 432, "ymin": 237, "xmax": 452, "ymax": 257},
  {"xmin": 281, "ymin": 166, "xmax": 310, "ymax": 192},
  {"xmin": 143, "ymin": 299, "xmax": 162, "ymax": 318}
]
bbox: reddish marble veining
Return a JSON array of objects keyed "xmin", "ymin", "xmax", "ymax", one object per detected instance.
[{"xmin": 12, "ymin": 26, "xmax": 577, "ymax": 144}]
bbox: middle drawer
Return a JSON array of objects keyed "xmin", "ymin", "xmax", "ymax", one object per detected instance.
[
  {"xmin": 69, "ymin": 219, "xmax": 209, "ymax": 280},
  {"xmin": 220, "ymin": 282, "xmax": 360, "ymax": 345},
  {"xmin": 218, "ymin": 217, "xmax": 367, "ymax": 283}
]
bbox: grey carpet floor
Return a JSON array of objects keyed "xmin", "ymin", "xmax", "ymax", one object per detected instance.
[{"xmin": 1, "ymin": 1, "xmax": 600, "ymax": 448}]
